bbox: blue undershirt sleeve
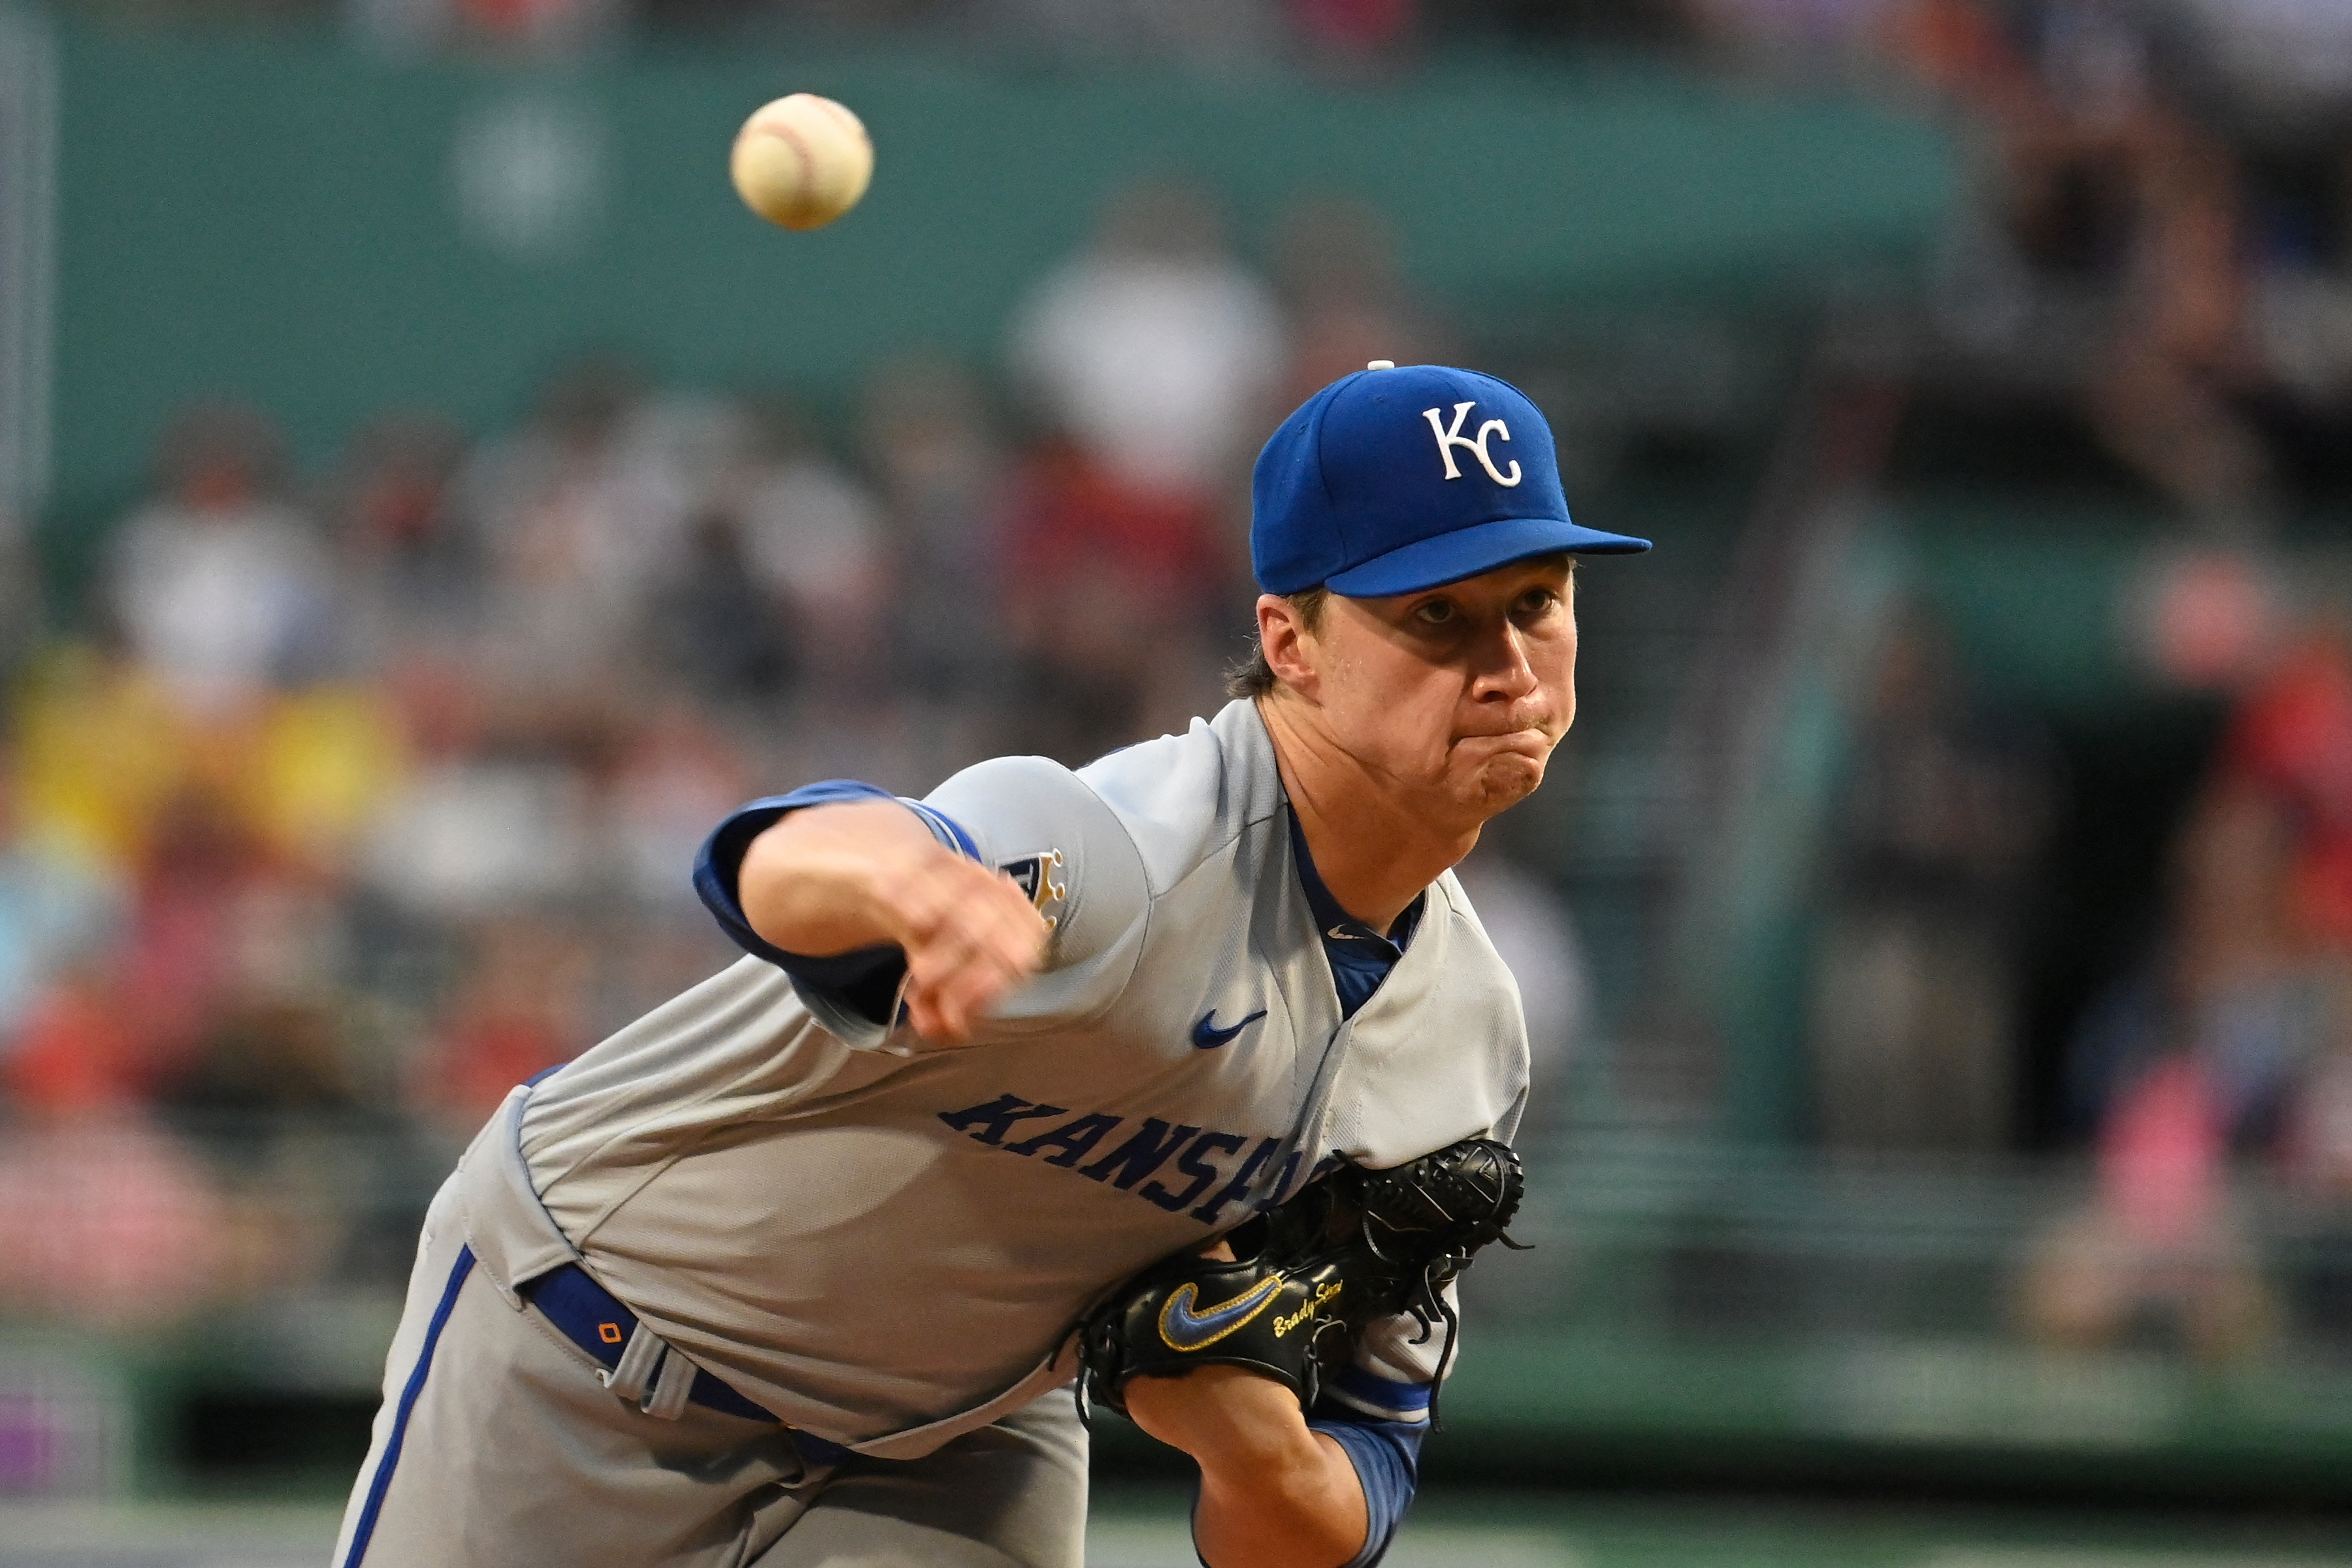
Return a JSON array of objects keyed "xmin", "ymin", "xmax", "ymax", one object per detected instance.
[
  {"xmin": 693, "ymin": 781, "xmax": 980, "ymax": 1025},
  {"xmin": 1303, "ymin": 1395, "xmax": 1428, "ymax": 1568},
  {"xmin": 1184, "ymin": 1391, "xmax": 1427, "ymax": 1568}
]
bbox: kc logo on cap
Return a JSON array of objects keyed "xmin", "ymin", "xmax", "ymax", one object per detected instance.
[
  {"xmin": 1423, "ymin": 402, "xmax": 1522, "ymax": 487},
  {"xmin": 1250, "ymin": 362, "xmax": 1650, "ymax": 598}
]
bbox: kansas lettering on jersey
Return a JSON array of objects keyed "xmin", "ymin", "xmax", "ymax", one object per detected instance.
[
  {"xmin": 934, "ymin": 1093, "xmax": 1338, "ymax": 1223},
  {"xmin": 449, "ymin": 698, "xmax": 1529, "ymax": 1461}
]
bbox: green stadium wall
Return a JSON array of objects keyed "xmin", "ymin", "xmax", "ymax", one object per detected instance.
[{"xmin": 35, "ymin": 16, "xmax": 1956, "ymax": 526}]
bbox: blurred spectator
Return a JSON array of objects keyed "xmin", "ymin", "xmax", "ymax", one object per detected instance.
[
  {"xmin": 2125, "ymin": 544, "xmax": 2283, "ymax": 691},
  {"xmin": 2246, "ymin": 150, "xmax": 2352, "ymax": 498},
  {"xmin": 8, "ymin": 645, "xmax": 195, "ymax": 874},
  {"xmin": 2172, "ymin": 0, "xmax": 2352, "ymax": 135},
  {"xmin": 994, "ymin": 441, "xmax": 1238, "ymax": 762},
  {"xmin": 109, "ymin": 789, "xmax": 289, "ymax": 1092},
  {"xmin": 1271, "ymin": 195, "xmax": 1454, "ymax": 405},
  {"xmin": 645, "ymin": 508, "xmax": 798, "ymax": 707},
  {"xmin": 593, "ymin": 706, "xmax": 753, "ymax": 1025},
  {"xmin": 1007, "ymin": 180, "xmax": 1286, "ymax": 498},
  {"xmin": 359, "ymin": 645, "xmax": 599, "ymax": 921},
  {"xmin": 2281, "ymin": 985, "xmax": 2352, "ymax": 1199},
  {"xmin": 151, "ymin": 849, "xmax": 359, "ymax": 1118},
  {"xmin": 860, "ymin": 356, "xmax": 1013, "ymax": 711},
  {"xmin": 327, "ymin": 413, "xmax": 480, "ymax": 681},
  {"xmin": 0, "ymin": 1111, "xmax": 238, "ymax": 1328},
  {"xmin": 106, "ymin": 404, "xmax": 336, "ymax": 721},
  {"xmin": 4, "ymin": 785, "xmax": 299, "ymax": 1113},
  {"xmin": 3, "ymin": 975, "xmax": 150, "ymax": 1115},
  {"xmin": 361, "ymin": 736, "xmax": 598, "ymax": 923},
  {"xmin": 606, "ymin": 702, "xmax": 750, "ymax": 913},
  {"xmin": 1886, "ymin": 0, "xmax": 2287, "ymax": 535},
  {"xmin": 162, "ymin": 995, "xmax": 359, "ymax": 1117},
  {"xmin": 408, "ymin": 914, "xmax": 590, "ymax": 1128},
  {"xmin": 1686, "ymin": 0, "xmax": 1876, "ymax": 79},
  {"xmin": 2019, "ymin": 1052, "xmax": 2277, "ymax": 1361},
  {"xmin": 2252, "ymin": 237, "xmax": 2352, "ymax": 425},
  {"xmin": 450, "ymin": 358, "xmax": 676, "ymax": 707},
  {"xmin": 998, "ymin": 182, "xmax": 1277, "ymax": 759},
  {"xmin": 733, "ymin": 399, "xmax": 892, "ymax": 700},
  {"xmin": 2061, "ymin": 649, "xmax": 2352, "ymax": 1146},
  {"xmin": 242, "ymin": 683, "xmax": 412, "ymax": 879},
  {"xmin": 351, "ymin": 0, "xmax": 620, "ymax": 59},
  {"xmin": 2082, "ymin": 119, "xmax": 2278, "ymax": 538},
  {"xmin": 2199, "ymin": 627, "xmax": 2352, "ymax": 960},
  {"xmin": 1290, "ymin": 0, "xmax": 1416, "ymax": 65},
  {"xmin": 978, "ymin": 0, "xmax": 1282, "ymax": 65},
  {"xmin": 2028, "ymin": 619, "xmax": 2352, "ymax": 1356},
  {"xmin": 1452, "ymin": 843, "xmax": 1590, "ymax": 1143},
  {"xmin": 1808, "ymin": 604, "xmax": 2055, "ymax": 1150},
  {"xmin": 0, "ymin": 755, "xmax": 120, "ymax": 1050}
]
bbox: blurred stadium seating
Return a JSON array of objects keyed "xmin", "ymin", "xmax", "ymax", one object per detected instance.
[{"xmin": 1, "ymin": 0, "xmax": 2351, "ymax": 1547}]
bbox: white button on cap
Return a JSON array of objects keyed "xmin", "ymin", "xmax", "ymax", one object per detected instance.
[{"xmin": 1365, "ymin": 359, "xmax": 1394, "ymax": 370}]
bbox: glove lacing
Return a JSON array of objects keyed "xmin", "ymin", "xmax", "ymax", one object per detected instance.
[{"xmin": 1350, "ymin": 1145, "xmax": 1530, "ymax": 1431}]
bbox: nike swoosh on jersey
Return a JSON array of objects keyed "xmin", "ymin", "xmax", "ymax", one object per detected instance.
[
  {"xmin": 1157, "ymin": 1275, "xmax": 1288, "ymax": 1352},
  {"xmin": 1190, "ymin": 1009, "xmax": 1267, "ymax": 1049}
]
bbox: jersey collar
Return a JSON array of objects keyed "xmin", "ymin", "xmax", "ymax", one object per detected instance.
[{"xmin": 1285, "ymin": 808, "xmax": 1424, "ymax": 957}]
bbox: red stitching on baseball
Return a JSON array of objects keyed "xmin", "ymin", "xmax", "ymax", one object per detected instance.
[{"xmin": 770, "ymin": 120, "xmax": 815, "ymax": 221}]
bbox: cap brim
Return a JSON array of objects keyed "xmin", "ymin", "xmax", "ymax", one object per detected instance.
[{"xmin": 1323, "ymin": 515, "xmax": 1652, "ymax": 597}]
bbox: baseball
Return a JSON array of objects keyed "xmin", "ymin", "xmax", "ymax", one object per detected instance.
[{"xmin": 729, "ymin": 93, "xmax": 873, "ymax": 231}]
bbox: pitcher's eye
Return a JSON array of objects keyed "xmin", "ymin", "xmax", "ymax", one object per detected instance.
[{"xmin": 1413, "ymin": 599, "xmax": 1458, "ymax": 626}]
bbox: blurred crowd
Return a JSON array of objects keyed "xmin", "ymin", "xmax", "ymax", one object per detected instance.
[
  {"xmin": 1693, "ymin": 0, "xmax": 2352, "ymax": 1360},
  {"xmin": 7, "ymin": 0, "xmax": 2352, "ymax": 1368},
  {"xmin": 0, "ymin": 182, "xmax": 1590, "ymax": 1326},
  {"xmin": 1892, "ymin": 0, "xmax": 2352, "ymax": 540},
  {"xmin": 1805, "ymin": 583, "xmax": 2352, "ymax": 1357},
  {"xmin": 2020, "ymin": 608, "xmax": 2352, "ymax": 1360},
  {"xmin": 1678, "ymin": 0, "xmax": 2352, "ymax": 542}
]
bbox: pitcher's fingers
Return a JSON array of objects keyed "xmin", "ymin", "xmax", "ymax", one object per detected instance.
[
  {"xmin": 902, "ymin": 986, "xmax": 961, "ymax": 1043},
  {"xmin": 909, "ymin": 875, "xmax": 1047, "ymax": 983},
  {"xmin": 898, "ymin": 866, "xmax": 1045, "ymax": 961},
  {"xmin": 906, "ymin": 942, "xmax": 1032, "ymax": 1042},
  {"xmin": 901, "ymin": 898, "xmax": 1040, "ymax": 991},
  {"xmin": 892, "ymin": 867, "xmax": 1049, "ymax": 1041},
  {"xmin": 906, "ymin": 976, "xmax": 997, "ymax": 1043}
]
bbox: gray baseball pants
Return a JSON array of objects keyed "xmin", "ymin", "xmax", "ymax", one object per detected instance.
[{"xmin": 331, "ymin": 1177, "xmax": 1090, "ymax": 1568}]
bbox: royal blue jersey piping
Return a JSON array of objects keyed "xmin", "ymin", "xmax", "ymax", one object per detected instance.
[{"xmin": 340, "ymin": 1245, "xmax": 476, "ymax": 1567}]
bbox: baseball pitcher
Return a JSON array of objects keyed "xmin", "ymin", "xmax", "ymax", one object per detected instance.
[{"xmin": 333, "ymin": 362, "xmax": 1649, "ymax": 1568}]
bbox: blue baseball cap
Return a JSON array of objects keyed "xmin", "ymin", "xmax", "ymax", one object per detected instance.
[{"xmin": 1251, "ymin": 363, "xmax": 1650, "ymax": 596}]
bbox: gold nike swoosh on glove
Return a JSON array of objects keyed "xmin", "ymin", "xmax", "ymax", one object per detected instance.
[{"xmin": 1156, "ymin": 1275, "xmax": 1288, "ymax": 1352}]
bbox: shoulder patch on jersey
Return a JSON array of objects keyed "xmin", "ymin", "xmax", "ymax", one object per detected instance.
[{"xmin": 1000, "ymin": 848, "xmax": 1069, "ymax": 931}]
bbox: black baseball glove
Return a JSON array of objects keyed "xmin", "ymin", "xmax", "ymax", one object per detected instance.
[{"xmin": 1074, "ymin": 1136, "xmax": 1527, "ymax": 1426}]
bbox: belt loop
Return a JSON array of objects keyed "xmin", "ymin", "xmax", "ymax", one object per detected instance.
[
  {"xmin": 644, "ymin": 1343, "xmax": 696, "ymax": 1420},
  {"xmin": 600, "ymin": 1321, "xmax": 664, "ymax": 1404}
]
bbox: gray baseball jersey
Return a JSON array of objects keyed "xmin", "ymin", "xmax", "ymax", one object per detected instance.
[{"xmin": 449, "ymin": 696, "xmax": 1529, "ymax": 1460}]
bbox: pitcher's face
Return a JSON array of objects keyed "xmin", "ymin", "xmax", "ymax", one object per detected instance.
[{"xmin": 1302, "ymin": 555, "xmax": 1576, "ymax": 825}]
